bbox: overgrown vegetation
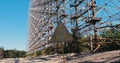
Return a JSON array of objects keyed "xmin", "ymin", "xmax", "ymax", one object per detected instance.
[
  {"xmin": 98, "ymin": 28, "xmax": 120, "ymax": 52},
  {"xmin": 30, "ymin": 28, "xmax": 120, "ymax": 56}
]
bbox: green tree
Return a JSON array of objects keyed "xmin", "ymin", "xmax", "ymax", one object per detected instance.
[
  {"xmin": 99, "ymin": 28, "xmax": 120, "ymax": 51},
  {"xmin": 0, "ymin": 47, "xmax": 4, "ymax": 59},
  {"xmin": 4, "ymin": 49, "xmax": 26, "ymax": 58}
]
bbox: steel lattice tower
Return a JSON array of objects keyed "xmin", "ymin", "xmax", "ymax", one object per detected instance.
[
  {"xmin": 28, "ymin": 0, "xmax": 71, "ymax": 54},
  {"xmin": 28, "ymin": 0, "xmax": 120, "ymax": 54},
  {"xmin": 28, "ymin": 0, "xmax": 56, "ymax": 53}
]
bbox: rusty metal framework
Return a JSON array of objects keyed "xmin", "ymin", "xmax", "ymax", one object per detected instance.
[
  {"xmin": 28, "ymin": 0, "xmax": 120, "ymax": 54},
  {"xmin": 28, "ymin": 0, "xmax": 71, "ymax": 54}
]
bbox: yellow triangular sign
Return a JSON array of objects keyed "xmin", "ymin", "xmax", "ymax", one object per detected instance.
[{"xmin": 50, "ymin": 21, "xmax": 73, "ymax": 43}]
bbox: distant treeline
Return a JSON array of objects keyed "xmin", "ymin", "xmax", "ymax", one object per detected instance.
[{"xmin": 0, "ymin": 48, "xmax": 26, "ymax": 58}]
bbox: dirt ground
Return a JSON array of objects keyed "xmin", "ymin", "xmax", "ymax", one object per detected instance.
[{"xmin": 0, "ymin": 50, "xmax": 120, "ymax": 63}]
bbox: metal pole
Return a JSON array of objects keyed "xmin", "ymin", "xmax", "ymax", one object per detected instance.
[
  {"xmin": 91, "ymin": 0, "xmax": 97, "ymax": 42},
  {"xmin": 91, "ymin": 0, "xmax": 95, "ymax": 17},
  {"xmin": 61, "ymin": 43, "xmax": 66, "ymax": 63},
  {"xmin": 90, "ymin": 36, "xmax": 93, "ymax": 51}
]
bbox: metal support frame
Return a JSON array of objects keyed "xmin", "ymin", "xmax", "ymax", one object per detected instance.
[{"xmin": 28, "ymin": 0, "xmax": 120, "ymax": 54}]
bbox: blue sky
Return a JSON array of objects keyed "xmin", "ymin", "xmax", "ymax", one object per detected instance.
[
  {"xmin": 0, "ymin": 0, "xmax": 29, "ymax": 50},
  {"xmin": 0, "ymin": 0, "xmax": 119, "ymax": 51}
]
